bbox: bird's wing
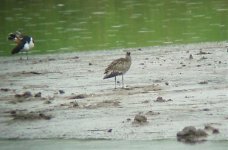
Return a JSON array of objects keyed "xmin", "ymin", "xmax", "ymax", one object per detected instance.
[
  {"xmin": 11, "ymin": 40, "xmax": 26, "ymax": 54},
  {"xmin": 104, "ymin": 58, "xmax": 125, "ymax": 74}
]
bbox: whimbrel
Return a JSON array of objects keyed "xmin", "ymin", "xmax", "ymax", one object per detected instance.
[
  {"xmin": 8, "ymin": 31, "xmax": 34, "ymax": 60},
  {"xmin": 103, "ymin": 52, "xmax": 131, "ymax": 88}
]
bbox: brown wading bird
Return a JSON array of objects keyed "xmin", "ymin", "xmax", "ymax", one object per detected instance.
[
  {"xmin": 8, "ymin": 31, "xmax": 34, "ymax": 60},
  {"xmin": 103, "ymin": 52, "xmax": 131, "ymax": 88}
]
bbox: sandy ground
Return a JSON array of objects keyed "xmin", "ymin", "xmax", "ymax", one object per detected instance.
[{"xmin": 0, "ymin": 42, "xmax": 227, "ymax": 141}]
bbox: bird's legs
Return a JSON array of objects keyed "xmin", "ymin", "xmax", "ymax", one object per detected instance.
[
  {"xmin": 114, "ymin": 76, "xmax": 117, "ymax": 89},
  {"xmin": 122, "ymin": 74, "xmax": 124, "ymax": 88},
  {"xmin": 26, "ymin": 51, "xmax": 28, "ymax": 60}
]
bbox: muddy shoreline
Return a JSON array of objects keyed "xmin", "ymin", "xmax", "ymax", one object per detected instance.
[{"xmin": 0, "ymin": 42, "xmax": 227, "ymax": 140}]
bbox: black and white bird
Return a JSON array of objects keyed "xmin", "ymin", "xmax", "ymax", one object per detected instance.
[
  {"xmin": 8, "ymin": 31, "xmax": 34, "ymax": 60},
  {"xmin": 103, "ymin": 52, "xmax": 131, "ymax": 88}
]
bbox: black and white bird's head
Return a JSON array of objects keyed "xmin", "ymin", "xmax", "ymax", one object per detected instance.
[
  {"xmin": 8, "ymin": 33, "xmax": 17, "ymax": 41},
  {"xmin": 8, "ymin": 31, "xmax": 22, "ymax": 43}
]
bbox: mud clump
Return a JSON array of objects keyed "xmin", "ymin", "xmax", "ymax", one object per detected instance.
[
  {"xmin": 71, "ymin": 56, "xmax": 79, "ymax": 59},
  {"xmin": 0, "ymin": 88, "xmax": 11, "ymax": 92},
  {"xmin": 155, "ymin": 96, "xmax": 165, "ymax": 102},
  {"xmin": 22, "ymin": 71, "xmax": 42, "ymax": 75},
  {"xmin": 177, "ymin": 126, "xmax": 208, "ymax": 143},
  {"xmin": 189, "ymin": 54, "xmax": 193, "ymax": 59},
  {"xmin": 15, "ymin": 91, "xmax": 33, "ymax": 98},
  {"xmin": 154, "ymin": 96, "xmax": 172, "ymax": 102},
  {"xmin": 70, "ymin": 101, "xmax": 79, "ymax": 107},
  {"xmin": 202, "ymin": 108, "xmax": 210, "ymax": 111},
  {"xmin": 145, "ymin": 111, "xmax": 160, "ymax": 116},
  {"xmin": 44, "ymin": 100, "xmax": 52, "ymax": 104},
  {"xmin": 199, "ymin": 56, "xmax": 207, "ymax": 61},
  {"xmin": 97, "ymin": 100, "xmax": 120, "ymax": 107},
  {"xmin": 34, "ymin": 92, "xmax": 42, "ymax": 97},
  {"xmin": 133, "ymin": 114, "xmax": 147, "ymax": 124},
  {"xmin": 60, "ymin": 101, "xmax": 80, "ymax": 108},
  {"xmin": 198, "ymin": 81, "xmax": 208, "ymax": 84},
  {"xmin": 68, "ymin": 94, "xmax": 87, "ymax": 99},
  {"xmin": 204, "ymin": 125, "xmax": 219, "ymax": 134},
  {"xmin": 196, "ymin": 50, "xmax": 212, "ymax": 55},
  {"xmin": 11, "ymin": 111, "xmax": 52, "ymax": 120}
]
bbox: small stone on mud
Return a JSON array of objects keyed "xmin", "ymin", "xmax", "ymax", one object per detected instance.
[
  {"xmin": 177, "ymin": 126, "xmax": 208, "ymax": 143},
  {"xmin": 133, "ymin": 114, "xmax": 147, "ymax": 124},
  {"xmin": 10, "ymin": 110, "xmax": 17, "ymax": 115},
  {"xmin": 189, "ymin": 54, "xmax": 193, "ymax": 59},
  {"xmin": 59, "ymin": 90, "xmax": 65, "ymax": 94},
  {"xmin": 202, "ymin": 108, "xmax": 210, "ymax": 111},
  {"xmin": 34, "ymin": 92, "xmax": 42, "ymax": 97}
]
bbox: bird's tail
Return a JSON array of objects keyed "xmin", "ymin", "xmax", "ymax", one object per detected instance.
[{"xmin": 11, "ymin": 46, "xmax": 22, "ymax": 54}]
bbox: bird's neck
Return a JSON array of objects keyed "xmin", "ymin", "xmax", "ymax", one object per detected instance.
[
  {"xmin": 15, "ymin": 38, "xmax": 21, "ymax": 44},
  {"xmin": 126, "ymin": 55, "xmax": 131, "ymax": 61}
]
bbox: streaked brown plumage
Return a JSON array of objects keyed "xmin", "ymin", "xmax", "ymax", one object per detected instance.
[{"xmin": 103, "ymin": 52, "xmax": 131, "ymax": 88}]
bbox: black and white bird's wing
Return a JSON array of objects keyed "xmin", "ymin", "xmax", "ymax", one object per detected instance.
[{"xmin": 11, "ymin": 40, "xmax": 26, "ymax": 54}]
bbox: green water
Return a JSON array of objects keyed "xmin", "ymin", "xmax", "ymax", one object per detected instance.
[
  {"xmin": 0, "ymin": 0, "xmax": 227, "ymax": 56},
  {"xmin": 0, "ymin": 139, "xmax": 228, "ymax": 150}
]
